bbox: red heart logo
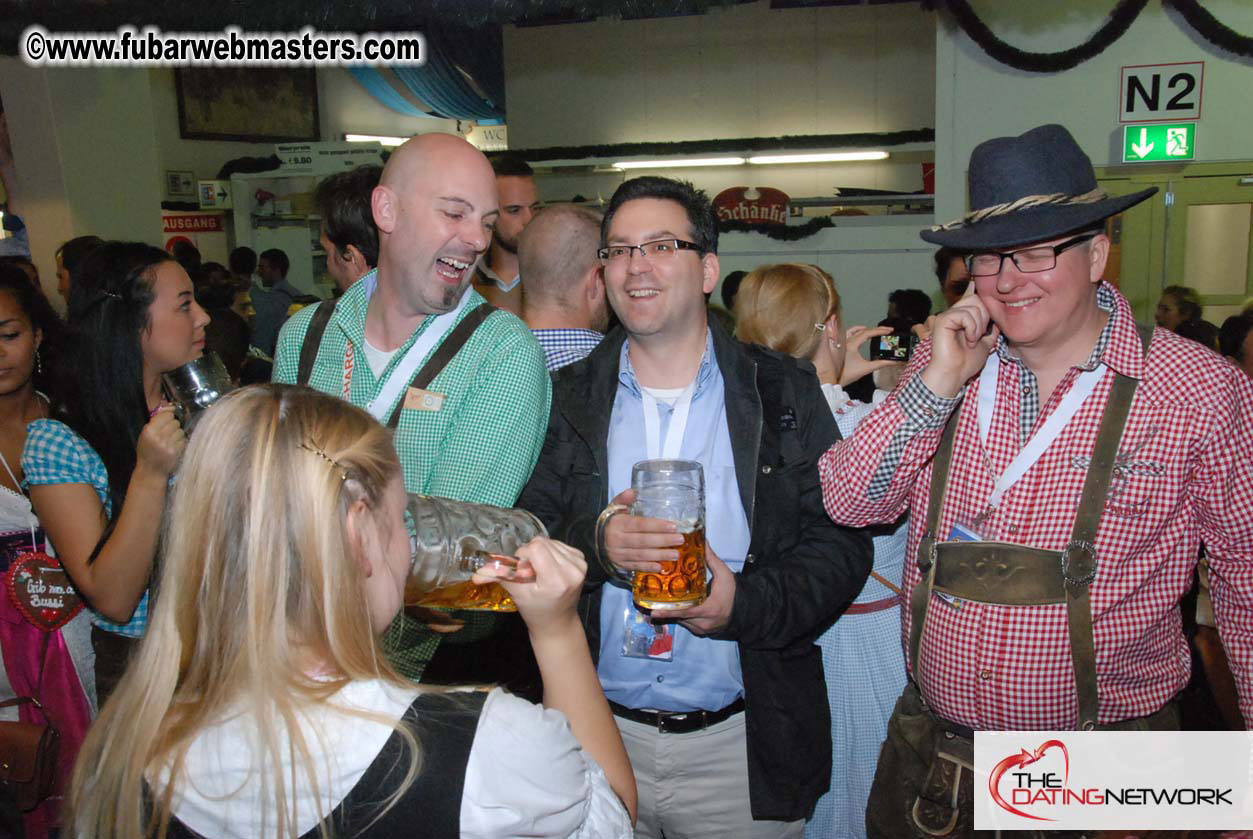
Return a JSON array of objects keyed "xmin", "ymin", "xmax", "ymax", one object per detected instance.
[
  {"xmin": 5, "ymin": 551, "xmax": 85, "ymax": 632},
  {"xmin": 989, "ymin": 739, "xmax": 1069, "ymax": 821}
]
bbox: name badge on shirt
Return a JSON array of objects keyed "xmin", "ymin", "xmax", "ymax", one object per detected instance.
[
  {"xmin": 404, "ymin": 387, "xmax": 445, "ymax": 413},
  {"xmin": 620, "ymin": 605, "xmax": 674, "ymax": 661}
]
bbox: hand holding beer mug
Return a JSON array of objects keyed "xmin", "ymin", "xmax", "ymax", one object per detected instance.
[{"xmin": 596, "ymin": 459, "xmax": 707, "ymax": 610}]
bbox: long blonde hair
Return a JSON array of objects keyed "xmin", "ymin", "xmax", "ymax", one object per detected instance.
[
  {"xmin": 733, "ymin": 263, "xmax": 840, "ymax": 359},
  {"xmin": 68, "ymin": 384, "xmax": 417, "ymax": 839}
]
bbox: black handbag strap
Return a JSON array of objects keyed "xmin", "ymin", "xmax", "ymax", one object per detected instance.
[
  {"xmin": 0, "ymin": 697, "xmax": 41, "ymax": 712},
  {"xmin": 297, "ymin": 299, "xmax": 339, "ymax": 386},
  {"xmin": 384, "ymin": 303, "xmax": 496, "ymax": 430}
]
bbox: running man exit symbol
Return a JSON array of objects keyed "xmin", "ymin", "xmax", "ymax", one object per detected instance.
[{"xmin": 1167, "ymin": 128, "xmax": 1189, "ymax": 157}]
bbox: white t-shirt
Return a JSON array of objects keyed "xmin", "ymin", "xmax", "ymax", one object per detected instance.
[
  {"xmin": 161, "ymin": 683, "xmax": 630, "ymax": 839},
  {"xmin": 363, "ymin": 338, "xmax": 400, "ymax": 378}
]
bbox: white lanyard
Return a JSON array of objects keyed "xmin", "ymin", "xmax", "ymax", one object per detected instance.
[
  {"xmin": 362, "ymin": 287, "xmax": 472, "ymax": 422},
  {"xmin": 641, "ymin": 380, "xmax": 697, "ymax": 460},
  {"xmin": 976, "ymin": 353, "xmax": 1107, "ymax": 509}
]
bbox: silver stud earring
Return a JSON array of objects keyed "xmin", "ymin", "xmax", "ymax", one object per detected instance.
[{"xmin": 35, "ymin": 350, "xmax": 41, "ymax": 376}]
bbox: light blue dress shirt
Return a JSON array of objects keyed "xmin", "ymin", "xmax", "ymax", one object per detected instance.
[{"xmin": 598, "ymin": 330, "xmax": 751, "ymax": 712}]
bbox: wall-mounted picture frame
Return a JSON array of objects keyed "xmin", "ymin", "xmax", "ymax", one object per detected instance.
[{"xmin": 175, "ymin": 68, "xmax": 320, "ymax": 143}]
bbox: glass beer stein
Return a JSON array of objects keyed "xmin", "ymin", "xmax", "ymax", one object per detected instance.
[
  {"xmin": 404, "ymin": 495, "xmax": 544, "ymax": 612},
  {"xmin": 597, "ymin": 459, "xmax": 707, "ymax": 610}
]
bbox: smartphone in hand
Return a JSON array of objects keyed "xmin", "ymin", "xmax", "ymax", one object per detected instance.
[{"xmin": 869, "ymin": 318, "xmax": 920, "ymax": 362}]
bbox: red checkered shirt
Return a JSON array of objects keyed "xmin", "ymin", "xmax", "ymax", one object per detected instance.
[{"xmin": 819, "ymin": 284, "xmax": 1253, "ymax": 730}]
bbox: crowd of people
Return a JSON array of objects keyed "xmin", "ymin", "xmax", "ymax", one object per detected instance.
[{"xmin": 0, "ymin": 119, "xmax": 1249, "ymax": 839}]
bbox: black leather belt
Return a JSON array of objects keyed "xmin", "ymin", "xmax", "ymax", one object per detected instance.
[{"xmin": 608, "ymin": 697, "xmax": 745, "ymax": 734}]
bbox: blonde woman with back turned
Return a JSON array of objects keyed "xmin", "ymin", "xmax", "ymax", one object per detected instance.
[
  {"xmin": 735, "ymin": 263, "xmax": 907, "ymax": 839},
  {"xmin": 66, "ymin": 384, "xmax": 635, "ymax": 839}
]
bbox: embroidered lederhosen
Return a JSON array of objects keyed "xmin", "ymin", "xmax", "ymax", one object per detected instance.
[{"xmin": 903, "ymin": 324, "xmax": 1152, "ymax": 835}]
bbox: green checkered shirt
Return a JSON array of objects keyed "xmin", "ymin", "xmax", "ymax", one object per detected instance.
[{"xmin": 273, "ymin": 271, "xmax": 552, "ymax": 678}]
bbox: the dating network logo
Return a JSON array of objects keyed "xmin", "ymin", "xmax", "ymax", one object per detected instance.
[{"xmin": 976, "ymin": 730, "xmax": 1245, "ymax": 831}]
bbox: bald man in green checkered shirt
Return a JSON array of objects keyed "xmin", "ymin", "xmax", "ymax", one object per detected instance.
[{"xmin": 274, "ymin": 134, "xmax": 551, "ymax": 679}]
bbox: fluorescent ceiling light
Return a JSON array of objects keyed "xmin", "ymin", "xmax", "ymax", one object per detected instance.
[
  {"xmin": 345, "ymin": 134, "xmax": 407, "ymax": 147},
  {"xmin": 747, "ymin": 151, "xmax": 890, "ymax": 165},
  {"xmin": 613, "ymin": 157, "xmax": 746, "ymax": 169}
]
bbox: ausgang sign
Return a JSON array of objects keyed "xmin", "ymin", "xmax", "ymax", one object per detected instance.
[{"xmin": 1122, "ymin": 123, "xmax": 1196, "ymax": 163}]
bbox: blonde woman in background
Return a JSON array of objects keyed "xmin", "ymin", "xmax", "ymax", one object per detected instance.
[
  {"xmin": 67, "ymin": 384, "xmax": 635, "ymax": 839},
  {"xmin": 735, "ymin": 263, "xmax": 907, "ymax": 839}
]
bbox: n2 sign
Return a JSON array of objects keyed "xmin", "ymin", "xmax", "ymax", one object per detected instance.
[{"xmin": 1120, "ymin": 62, "xmax": 1203, "ymax": 123}]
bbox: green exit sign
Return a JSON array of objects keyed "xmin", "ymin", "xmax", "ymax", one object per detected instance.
[{"xmin": 1122, "ymin": 123, "xmax": 1196, "ymax": 163}]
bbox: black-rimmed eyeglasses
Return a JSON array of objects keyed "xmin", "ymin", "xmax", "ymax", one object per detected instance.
[
  {"xmin": 598, "ymin": 239, "xmax": 702, "ymax": 263},
  {"xmin": 964, "ymin": 233, "xmax": 1098, "ymax": 278}
]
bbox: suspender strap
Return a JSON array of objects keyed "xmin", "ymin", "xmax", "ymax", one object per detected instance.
[
  {"xmin": 384, "ymin": 302, "xmax": 496, "ymax": 430},
  {"xmin": 297, "ymin": 299, "xmax": 338, "ymax": 387},
  {"xmin": 1064, "ymin": 322, "xmax": 1151, "ymax": 728},
  {"xmin": 909, "ymin": 409, "xmax": 960, "ymax": 686},
  {"xmin": 1064, "ymin": 368, "xmax": 1138, "ymax": 728}
]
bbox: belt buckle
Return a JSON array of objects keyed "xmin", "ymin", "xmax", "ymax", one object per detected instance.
[{"xmin": 657, "ymin": 711, "xmax": 697, "ymax": 733}]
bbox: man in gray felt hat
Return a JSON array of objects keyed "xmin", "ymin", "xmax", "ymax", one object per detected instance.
[{"xmin": 819, "ymin": 124, "xmax": 1253, "ymax": 837}]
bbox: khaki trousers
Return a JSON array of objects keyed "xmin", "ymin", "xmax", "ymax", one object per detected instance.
[{"xmin": 615, "ymin": 711, "xmax": 805, "ymax": 839}]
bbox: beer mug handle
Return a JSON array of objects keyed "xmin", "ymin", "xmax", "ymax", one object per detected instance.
[{"xmin": 594, "ymin": 503, "xmax": 635, "ymax": 585}]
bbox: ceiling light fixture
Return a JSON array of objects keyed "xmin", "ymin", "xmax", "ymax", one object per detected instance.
[
  {"xmin": 747, "ymin": 151, "xmax": 890, "ymax": 165},
  {"xmin": 344, "ymin": 134, "xmax": 407, "ymax": 147},
  {"xmin": 612, "ymin": 157, "xmax": 746, "ymax": 170}
]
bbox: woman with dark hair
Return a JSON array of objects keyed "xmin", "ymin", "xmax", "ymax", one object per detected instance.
[
  {"xmin": 0, "ymin": 263, "xmax": 93, "ymax": 839},
  {"xmin": 23, "ymin": 242, "xmax": 209, "ymax": 704},
  {"xmin": 54, "ymin": 234, "xmax": 103, "ymax": 303},
  {"xmin": 1219, "ymin": 312, "xmax": 1253, "ymax": 378}
]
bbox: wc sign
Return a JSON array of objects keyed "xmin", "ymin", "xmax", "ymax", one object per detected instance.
[{"xmin": 1119, "ymin": 62, "xmax": 1203, "ymax": 123}]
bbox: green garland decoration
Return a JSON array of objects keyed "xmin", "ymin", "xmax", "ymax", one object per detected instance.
[
  {"xmin": 718, "ymin": 217, "xmax": 834, "ymax": 240},
  {"xmin": 1165, "ymin": 0, "xmax": 1253, "ymax": 57}
]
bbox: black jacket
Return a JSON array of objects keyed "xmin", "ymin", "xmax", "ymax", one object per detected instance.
[{"xmin": 517, "ymin": 320, "xmax": 873, "ymax": 821}]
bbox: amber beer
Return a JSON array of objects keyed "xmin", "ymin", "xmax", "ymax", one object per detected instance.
[
  {"xmin": 410, "ymin": 578, "xmax": 517, "ymax": 612},
  {"xmin": 633, "ymin": 524, "xmax": 706, "ymax": 610},
  {"xmin": 405, "ymin": 551, "xmax": 534, "ymax": 611}
]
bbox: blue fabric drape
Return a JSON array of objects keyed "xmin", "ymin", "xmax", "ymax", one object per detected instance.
[
  {"xmin": 348, "ymin": 35, "xmax": 504, "ymax": 124},
  {"xmin": 347, "ymin": 67, "xmax": 439, "ymax": 119}
]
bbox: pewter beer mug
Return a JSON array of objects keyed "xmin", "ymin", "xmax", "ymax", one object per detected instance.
[
  {"xmin": 404, "ymin": 495, "xmax": 544, "ymax": 612},
  {"xmin": 161, "ymin": 352, "xmax": 233, "ymax": 433},
  {"xmin": 597, "ymin": 459, "xmax": 707, "ymax": 610}
]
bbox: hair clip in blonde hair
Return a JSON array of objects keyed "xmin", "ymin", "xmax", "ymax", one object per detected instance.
[
  {"xmin": 813, "ymin": 322, "xmax": 827, "ymax": 331},
  {"xmin": 300, "ymin": 442, "xmax": 349, "ymax": 482}
]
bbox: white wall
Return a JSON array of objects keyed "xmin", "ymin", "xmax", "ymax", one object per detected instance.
[
  {"xmin": 0, "ymin": 60, "xmax": 166, "ymax": 299},
  {"xmin": 505, "ymin": 1, "xmax": 935, "ymax": 202},
  {"xmin": 506, "ymin": 1, "xmax": 934, "ymax": 147},
  {"xmin": 934, "ymin": 0, "xmax": 1253, "ymax": 223}
]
